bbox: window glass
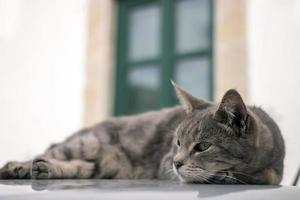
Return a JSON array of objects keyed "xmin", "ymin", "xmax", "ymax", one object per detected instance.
[
  {"xmin": 175, "ymin": 0, "xmax": 210, "ymax": 54},
  {"xmin": 127, "ymin": 65, "xmax": 160, "ymax": 114},
  {"xmin": 175, "ymin": 58, "xmax": 210, "ymax": 99},
  {"xmin": 128, "ymin": 4, "xmax": 161, "ymax": 62}
]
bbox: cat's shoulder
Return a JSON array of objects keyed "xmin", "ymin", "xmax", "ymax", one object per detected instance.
[
  {"xmin": 248, "ymin": 105, "xmax": 280, "ymax": 131},
  {"xmin": 248, "ymin": 105, "xmax": 271, "ymax": 119},
  {"xmin": 92, "ymin": 106, "xmax": 184, "ymax": 129}
]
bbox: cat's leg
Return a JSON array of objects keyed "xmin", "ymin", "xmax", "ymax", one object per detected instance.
[
  {"xmin": 158, "ymin": 149, "xmax": 177, "ymax": 180},
  {"xmin": 32, "ymin": 144, "xmax": 133, "ymax": 179},
  {"xmin": 94, "ymin": 145, "xmax": 133, "ymax": 179},
  {"xmin": 0, "ymin": 160, "xmax": 32, "ymax": 179},
  {"xmin": 253, "ymin": 168, "xmax": 282, "ymax": 185},
  {"xmin": 0, "ymin": 158, "xmax": 95, "ymax": 179},
  {"xmin": 43, "ymin": 138, "xmax": 133, "ymax": 179},
  {"xmin": 31, "ymin": 157, "xmax": 95, "ymax": 179}
]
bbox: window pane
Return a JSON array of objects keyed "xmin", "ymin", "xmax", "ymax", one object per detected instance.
[
  {"xmin": 175, "ymin": 58, "xmax": 211, "ymax": 99},
  {"xmin": 128, "ymin": 4, "xmax": 160, "ymax": 62},
  {"xmin": 175, "ymin": 0, "xmax": 210, "ymax": 54},
  {"xmin": 127, "ymin": 65, "xmax": 160, "ymax": 114}
]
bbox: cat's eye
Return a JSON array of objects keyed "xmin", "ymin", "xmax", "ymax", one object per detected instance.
[
  {"xmin": 177, "ymin": 139, "xmax": 180, "ymax": 146},
  {"xmin": 193, "ymin": 142, "xmax": 212, "ymax": 152}
]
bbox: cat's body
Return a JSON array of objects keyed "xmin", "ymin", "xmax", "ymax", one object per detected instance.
[
  {"xmin": 43, "ymin": 106, "xmax": 185, "ymax": 179},
  {"xmin": 0, "ymin": 84, "xmax": 285, "ymax": 184}
]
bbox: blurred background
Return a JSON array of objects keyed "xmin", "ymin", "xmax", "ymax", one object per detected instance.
[{"xmin": 0, "ymin": 0, "xmax": 299, "ymax": 185}]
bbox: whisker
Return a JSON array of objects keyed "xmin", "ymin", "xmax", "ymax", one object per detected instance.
[
  {"xmin": 231, "ymin": 171, "xmax": 257, "ymax": 180},
  {"xmin": 183, "ymin": 166, "xmax": 216, "ymax": 184},
  {"xmin": 205, "ymin": 171, "xmax": 247, "ymax": 184},
  {"xmin": 200, "ymin": 169, "xmax": 241, "ymax": 184},
  {"xmin": 214, "ymin": 170, "xmax": 257, "ymax": 182},
  {"xmin": 221, "ymin": 175, "xmax": 247, "ymax": 184}
]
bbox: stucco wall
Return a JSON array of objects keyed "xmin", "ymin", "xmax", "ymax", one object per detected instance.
[
  {"xmin": 247, "ymin": 0, "xmax": 300, "ymax": 185},
  {"xmin": 0, "ymin": 0, "xmax": 88, "ymax": 165}
]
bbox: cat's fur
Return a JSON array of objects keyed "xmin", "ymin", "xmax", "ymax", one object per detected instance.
[{"xmin": 0, "ymin": 83, "xmax": 285, "ymax": 184}]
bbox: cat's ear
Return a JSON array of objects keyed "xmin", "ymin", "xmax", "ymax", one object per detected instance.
[
  {"xmin": 214, "ymin": 89, "xmax": 248, "ymax": 134},
  {"xmin": 171, "ymin": 80, "xmax": 210, "ymax": 113}
]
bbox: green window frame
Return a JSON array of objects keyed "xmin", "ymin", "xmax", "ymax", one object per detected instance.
[{"xmin": 114, "ymin": 0, "xmax": 214, "ymax": 115}]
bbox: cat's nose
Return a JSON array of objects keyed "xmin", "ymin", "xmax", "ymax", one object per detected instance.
[{"xmin": 174, "ymin": 161, "xmax": 184, "ymax": 169}]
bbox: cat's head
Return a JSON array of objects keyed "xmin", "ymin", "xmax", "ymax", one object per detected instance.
[{"xmin": 172, "ymin": 81, "xmax": 254, "ymax": 184}]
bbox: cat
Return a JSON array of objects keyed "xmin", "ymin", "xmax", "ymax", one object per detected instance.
[{"xmin": 0, "ymin": 82, "xmax": 285, "ymax": 184}]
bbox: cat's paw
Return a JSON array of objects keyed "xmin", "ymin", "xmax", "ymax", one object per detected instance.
[
  {"xmin": 32, "ymin": 157, "xmax": 52, "ymax": 179},
  {"xmin": 0, "ymin": 161, "xmax": 30, "ymax": 179}
]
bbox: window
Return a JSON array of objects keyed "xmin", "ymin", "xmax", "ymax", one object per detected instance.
[{"xmin": 114, "ymin": 0, "xmax": 213, "ymax": 115}]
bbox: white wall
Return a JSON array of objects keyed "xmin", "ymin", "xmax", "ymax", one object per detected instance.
[
  {"xmin": 247, "ymin": 0, "xmax": 300, "ymax": 185},
  {"xmin": 0, "ymin": 0, "xmax": 88, "ymax": 165}
]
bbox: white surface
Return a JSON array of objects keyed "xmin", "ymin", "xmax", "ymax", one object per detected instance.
[
  {"xmin": 0, "ymin": 0, "xmax": 88, "ymax": 165},
  {"xmin": 247, "ymin": 0, "xmax": 300, "ymax": 185},
  {"xmin": 0, "ymin": 180, "xmax": 299, "ymax": 200},
  {"xmin": 0, "ymin": 0, "xmax": 21, "ymax": 39}
]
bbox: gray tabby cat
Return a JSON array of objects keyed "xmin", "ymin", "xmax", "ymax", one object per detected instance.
[{"xmin": 0, "ymin": 82, "xmax": 285, "ymax": 184}]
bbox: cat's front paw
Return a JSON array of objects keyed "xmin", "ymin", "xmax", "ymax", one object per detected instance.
[
  {"xmin": 32, "ymin": 157, "xmax": 52, "ymax": 179},
  {"xmin": 0, "ymin": 161, "xmax": 31, "ymax": 179}
]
